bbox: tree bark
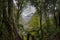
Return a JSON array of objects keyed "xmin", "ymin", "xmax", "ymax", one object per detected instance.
[
  {"xmin": 31, "ymin": 35, "xmax": 35, "ymax": 40},
  {"xmin": 27, "ymin": 33, "xmax": 30, "ymax": 40},
  {"xmin": 8, "ymin": 0, "xmax": 22, "ymax": 40},
  {"xmin": 58, "ymin": 12, "xmax": 60, "ymax": 27},
  {"xmin": 2, "ymin": 0, "xmax": 13, "ymax": 40},
  {"xmin": 39, "ymin": 11, "xmax": 43, "ymax": 40}
]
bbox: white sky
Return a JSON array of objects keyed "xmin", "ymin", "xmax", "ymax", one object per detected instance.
[
  {"xmin": 21, "ymin": 2, "xmax": 36, "ymax": 16},
  {"xmin": 13, "ymin": 0, "xmax": 36, "ymax": 22},
  {"xmin": 21, "ymin": 2, "xmax": 36, "ymax": 22},
  {"xmin": 13, "ymin": 0, "xmax": 18, "ymax": 9}
]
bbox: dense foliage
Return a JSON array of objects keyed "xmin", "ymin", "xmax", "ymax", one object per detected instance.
[{"xmin": 0, "ymin": 0, "xmax": 60, "ymax": 40}]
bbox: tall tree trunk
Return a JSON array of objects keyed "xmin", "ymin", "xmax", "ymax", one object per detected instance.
[
  {"xmin": 27, "ymin": 33, "xmax": 30, "ymax": 40},
  {"xmin": 31, "ymin": 35, "xmax": 35, "ymax": 40},
  {"xmin": 39, "ymin": 11, "xmax": 43, "ymax": 40},
  {"xmin": 58, "ymin": 12, "xmax": 60, "ymax": 27},
  {"xmin": 53, "ymin": 4, "xmax": 58, "ymax": 28},
  {"xmin": 0, "ymin": 1, "xmax": 3, "ymax": 40},
  {"xmin": 8, "ymin": 0, "xmax": 22, "ymax": 40},
  {"xmin": 2, "ymin": 0, "xmax": 13, "ymax": 40}
]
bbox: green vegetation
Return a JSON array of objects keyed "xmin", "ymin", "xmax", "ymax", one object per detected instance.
[{"xmin": 0, "ymin": 0, "xmax": 60, "ymax": 40}]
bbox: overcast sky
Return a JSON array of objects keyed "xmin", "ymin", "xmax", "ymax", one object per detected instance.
[
  {"xmin": 13, "ymin": 0, "xmax": 36, "ymax": 23},
  {"xmin": 21, "ymin": 2, "xmax": 36, "ymax": 22}
]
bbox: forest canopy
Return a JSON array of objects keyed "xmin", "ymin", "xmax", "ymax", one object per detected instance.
[{"xmin": 0, "ymin": 0, "xmax": 60, "ymax": 40}]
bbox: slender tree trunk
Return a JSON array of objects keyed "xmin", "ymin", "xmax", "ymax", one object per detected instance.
[
  {"xmin": 27, "ymin": 33, "xmax": 30, "ymax": 40},
  {"xmin": 39, "ymin": 11, "xmax": 43, "ymax": 40},
  {"xmin": 31, "ymin": 35, "xmax": 35, "ymax": 40},
  {"xmin": 58, "ymin": 12, "xmax": 60, "ymax": 27},
  {"xmin": 53, "ymin": 4, "xmax": 58, "ymax": 28},
  {"xmin": 0, "ymin": 1, "xmax": 3, "ymax": 40}
]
